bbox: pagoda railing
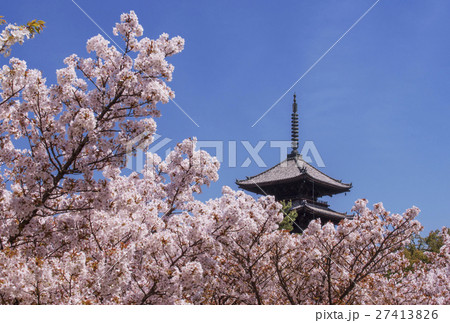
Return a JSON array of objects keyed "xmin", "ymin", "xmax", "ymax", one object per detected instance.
[
  {"xmin": 316, "ymin": 199, "xmax": 329, "ymax": 207},
  {"xmin": 299, "ymin": 199, "xmax": 329, "ymax": 208}
]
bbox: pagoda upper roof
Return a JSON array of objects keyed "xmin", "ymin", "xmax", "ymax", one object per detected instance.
[{"xmin": 236, "ymin": 154, "xmax": 351, "ymax": 192}]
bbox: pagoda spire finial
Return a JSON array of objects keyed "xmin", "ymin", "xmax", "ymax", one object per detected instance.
[{"xmin": 288, "ymin": 93, "xmax": 299, "ymax": 158}]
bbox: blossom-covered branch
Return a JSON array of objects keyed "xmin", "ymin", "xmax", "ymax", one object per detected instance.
[{"xmin": 0, "ymin": 16, "xmax": 45, "ymax": 57}]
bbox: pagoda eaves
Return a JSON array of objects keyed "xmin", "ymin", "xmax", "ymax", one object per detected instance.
[{"xmin": 236, "ymin": 154, "xmax": 351, "ymax": 198}]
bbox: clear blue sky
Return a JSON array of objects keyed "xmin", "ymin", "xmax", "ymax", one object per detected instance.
[{"xmin": 3, "ymin": 0, "xmax": 450, "ymax": 233}]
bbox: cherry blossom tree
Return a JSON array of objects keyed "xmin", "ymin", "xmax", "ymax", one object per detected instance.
[{"xmin": 0, "ymin": 11, "xmax": 448, "ymax": 305}]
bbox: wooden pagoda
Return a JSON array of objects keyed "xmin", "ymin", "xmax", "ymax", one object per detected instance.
[{"xmin": 236, "ymin": 94, "xmax": 352, "ymax": 232}]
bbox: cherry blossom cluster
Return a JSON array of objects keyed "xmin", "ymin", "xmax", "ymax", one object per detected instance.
[
  {"xmin": 0, "ymin": 24, "xmax": 32, "ymax": 57},
  {"xmin": 0, "ymin": 12, "xmax": 448, "ymax": 305}
]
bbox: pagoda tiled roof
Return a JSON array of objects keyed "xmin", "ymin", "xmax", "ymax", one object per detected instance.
[
  {"xmin": 292, "ymin": 201, "xmax": 352, "ymax": 222},
  {"xmin": 236, "ymin": 154, "xmax": 351, "ymax": 191}
]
